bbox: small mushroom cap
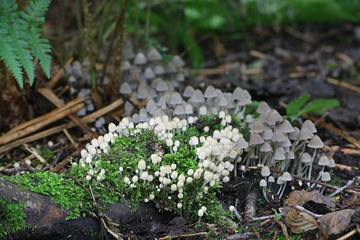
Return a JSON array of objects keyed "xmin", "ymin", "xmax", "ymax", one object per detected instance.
[
  {"xmin": 175, "ymin": 72, "xmax": 185, "ymax": 82},
  {"xmin": 121, "ymin": 60, "xmax": 132, "ymax": 70},
  {"xmin": 301, "ymin": 152, "xmax": 312, "ymax": 163},
  {"xmin": 190, "ymin": 89, "xmax": 205, "ymax": 103},
  {"xmin": 155, "ymin": 79, "xmax": 169, "ymax": 92},
  {"xmin": 234, "ymin": 138, "xmax": 249, "ymax": 149},
  {"xmin": 261, "ymin": 166, "xmax": 271, "ymax": 177},
  {"xmin": 183, "ymin": 85, "xmax": 195, "ymax": 98},
  {"xmin": 250, "ymin": 119, "xmax": 266, "ymax": 134},
  {"xmin": 318, "ymin": 156, "xmax": 330, "ymax": 166},
  {"xmin": 147, "ymin": 47, "xmax": 162, "ymax": 61},
  {"xmin": 272, "ymin": 130, "xmax": 286, "ymax": 142},
  {"xmin": 119, "ymin": 82, "xmax": 132, "ymax": 94},
  {"xmin": 154, "ymin": 65, "xmax": 165, "ymax": 75},
  {"xmin": 286, "ymin": 151, "xmax": 295, "ymax": 159},
  {"xmin": 257, "ymin": 101, "xmax": 271, "ymax": 114},
  {"xmin": 172, "ymin": 55, "xmax": 185, "ymax": 68},
  {"xmin": 278, "ymin": 119, "xmax": 295, "ymax": 133},
  {"xmin": 260, "ymin": 179, "xmax": 267, "ymax": 187},
  {"xmin": 274, "ymin": 147, "xmax": 286, "ymax": 160},
  {"xmin": 266, "ymin": 109, "xmax": 283, "ymax": 125},
  {"xmin": 321, "ymin": 172, "xmax": 331, "ymax": 181},
  {"xmin": 262, "ymin": 128, "xmax": 274, "ymax": 140},
  {"xmin": 289, "ymin": 127, "xmax": 300, "ymax": 140},
  {"xmin": 308, "ymin": 135, "xmax": 324, "ymax": 149},
  {"xmin": 144, "ymin": 67, "xmax": 156, "ymax": 79},
  {"xmin": 184, "ymin": 103, "xmax": 193, "ymax": 114},
  {"xmin": 134, "ymin": 52, "xmax": 147, "ymax": 65},
  {"xmin": 260, "ymin": 141, "xmax": 272, "ymax": 152},
  {"xmin": 281, "ymin": 171, "xmax": 292, "ymax": 181},
  {"xmin": 204, "ymin": 85, "xmax": 217, "ymax": 99},
  {"xmin": 173, "ymin": 105, "xmax": 185, "ymax": 115},
  {"xmin": 108, "ymin": 123, "xmax": 117, "ymax": 133},
  {"xmin": 328, "ymin": 158, "xmax": 336, "ymax": 168},
  {"xmin": 303, "ymin": 120, "xmax": 317, "ymax": 133},
  {"xmin": 218, "ymin": 95, "xmax": 228, "ymax": 107},
  {"xmin": 268, "ymin": 176, "xmax": 275, "ymax": 182},
  {"xmin": 166, "ymin": 62, "xmax": 177, "ymax": 73},
  {"xmin": 297, "ymin": 126, "xmax": 314, "ymax": 141},
  {"xmin": 232, "ymin": 87, "xmax": 243, "ymax": 101},
  {"xmin": 250, "ymin": 133, "xmax": 264, "ymax": 145},
  {"xmin": 277, "ymin": 177, "xmax": 285, "ymax": 185},
  {"xmin": 169, "ymin": 92, "xmax": 183, "ymax": 105}
]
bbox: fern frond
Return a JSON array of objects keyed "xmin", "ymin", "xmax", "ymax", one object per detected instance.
[
  {"xmin": 0, "ymin": 30, "xmax": 23, "ymax": 88},
  {"xmin": 0, "ymin": 0, "xmax": 52, "ymax": 88},
  {"xmin": 8, "ymin": 22, "xmax": 35, "ymax": 84}
]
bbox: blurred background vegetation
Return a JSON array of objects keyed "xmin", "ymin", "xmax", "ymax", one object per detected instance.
[
  {"xmin": 50, "ymin": 0, "xmax": 360, "ymax": 71},
  {"xmin": 126, "ymin": 0, "xmax": 360, "ymax": 67}
]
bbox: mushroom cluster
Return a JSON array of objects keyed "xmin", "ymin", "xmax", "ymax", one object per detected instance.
[{"xmin": 74, "ymin": 44, "xmax": 331, "ymax": 220}]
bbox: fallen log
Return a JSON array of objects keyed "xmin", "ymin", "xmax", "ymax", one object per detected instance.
[{"xmin": 0, "ymin": 178, "xmax": 178, "ymax": 239}]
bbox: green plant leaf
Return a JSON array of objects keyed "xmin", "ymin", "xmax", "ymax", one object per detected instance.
[
  {"xmin": 297, "ymin": 99, "xmax": 340, "ymax": 116},
  {"xmin": 286, "ymin": 94, "xmax": 310, "ymax": 116}
]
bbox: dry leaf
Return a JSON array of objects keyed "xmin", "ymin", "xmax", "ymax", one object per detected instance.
[
  {"xmin": 284, "ymin": 190, "xmax": 335, "ymax": 210},
  {"xmin": 318, "ymin": 209, "xmax": 355, "ymax": 239},
  {"xmin": 285, "ymin": 208, "xmax": 319, "ymax": 233}
]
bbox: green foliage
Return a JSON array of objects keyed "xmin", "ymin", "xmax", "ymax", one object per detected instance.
[
  {"xmin": 0, "ymin": 197, "xmax": 27, "ymax": 239},
  {"xmin": 0, "ymin": 0, "xmax": 52, "ymax": 89},
  {"xmin": 285, "ymin": 94, "xmax": 340, "ymax": 121}
]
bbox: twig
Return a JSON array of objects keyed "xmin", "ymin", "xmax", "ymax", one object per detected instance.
[
  {"xmin": 48, "ymin": 57, "xmax": 73, "ymax": 89},
  {"xmin": 252, "ymin": 215, "xmax": 275, "ymax": 221},
  {"xmin": 159, "ymin": 232, "xmax": 209, "ymax": 240},
  {"xmin": 89, "ymin": 186, "xmax": 122, "ymax": 240},
  {"xmin": 0, "ymin": 98, "xmax": 84, "ymax": 144},
  {"xmin": 0, "ymin": 98, "xmax": 123, "ymax": 154},
  {"xmin": 2, "ymin": 219, "xmax": 13, "ymax": 240},
  {"xmin": 294, "ymin": 205, "xmax": 323, "ymax": 219},
  {"xmin": 336, "ymin": 229, "xmax": 358, "ymax": 240},
  {"xmin": 62, "ymin": 129, "xmax": 77, "ymax": 149},
  {"xmin": 327, "ymin": 178, "xmax": 356, "ymax": 198},
  {"xmin": 37, "ymin": 87, "xmax": 96, "ymax": 138},
  {"xmin": 23, "ymin": 144, "xmax": 47, "ymax": 165},
  {"xmin": 327, "ymin": 77, "xmax": 360, "ymax": 93}
]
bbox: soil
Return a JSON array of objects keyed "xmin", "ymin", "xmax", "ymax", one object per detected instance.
[{"xmin": 1, "ymin": 5, "xmax": 360, "ymax": 240}]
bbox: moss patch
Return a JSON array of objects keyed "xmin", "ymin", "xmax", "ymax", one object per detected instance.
[{"xmin": 0, "ymin": 197, "xmax": 27, "ymax": 239}]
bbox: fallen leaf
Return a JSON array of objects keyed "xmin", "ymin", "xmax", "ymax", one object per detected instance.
[
  {"xmin": 284, "ymin": 190, "xmax": 335, "ymax": 210},
  {"xmin": 318, "ymin": 209, "xmax": 355, "ymax": 239},
  {"xmin": 285, "ymin": 208, "xmax": 319, "ymax": 233}
]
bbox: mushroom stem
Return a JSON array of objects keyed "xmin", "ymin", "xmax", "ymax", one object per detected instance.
[
  {"xmin": 307, "ymin": 149, "xmax": 317, "ymax": 180},
  {"xmin": 262, "ymin": 187, "xmax": 269, "ymax": 203},
  {"xmin": 278, "ymin": 182, "xmax": 287, "ymax": 199}
]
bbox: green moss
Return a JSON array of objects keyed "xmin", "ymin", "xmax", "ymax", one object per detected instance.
[
  {"xmin": 0, "ymin": 197, "xmax": 27, "ymax": 239},
  {"xmin": 3, "ymin": 172, "xmax": 87, "ymax": 220}
]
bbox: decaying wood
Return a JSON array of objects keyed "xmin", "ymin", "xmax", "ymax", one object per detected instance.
[
  {"xmin": 0, "ymin": 98, "xmax": 124, "ymax": 154},
  {"xmin": 0, "ymin": 178, "xmax": 175, "ymax": 240},
  {"xmin": 0, "ymin": 98, "xmax": 85, "ymax": 145}
]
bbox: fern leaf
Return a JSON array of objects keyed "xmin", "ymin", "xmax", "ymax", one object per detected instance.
[
  {"xmin": 0, "ymin": 32, "xmax": 23, "ymax": 88},
  {"xmin": 28, "ymin": 33, "xmax": 51, "ymax": 78},
  {"xmin": 8, "ymin": 22, "xmax": 35, "ymax": 85}
]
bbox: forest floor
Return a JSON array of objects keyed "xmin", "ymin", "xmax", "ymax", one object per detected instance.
[{"xmin": 1, "ymin": 23, "xmax": 360, "ymax": 240}]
